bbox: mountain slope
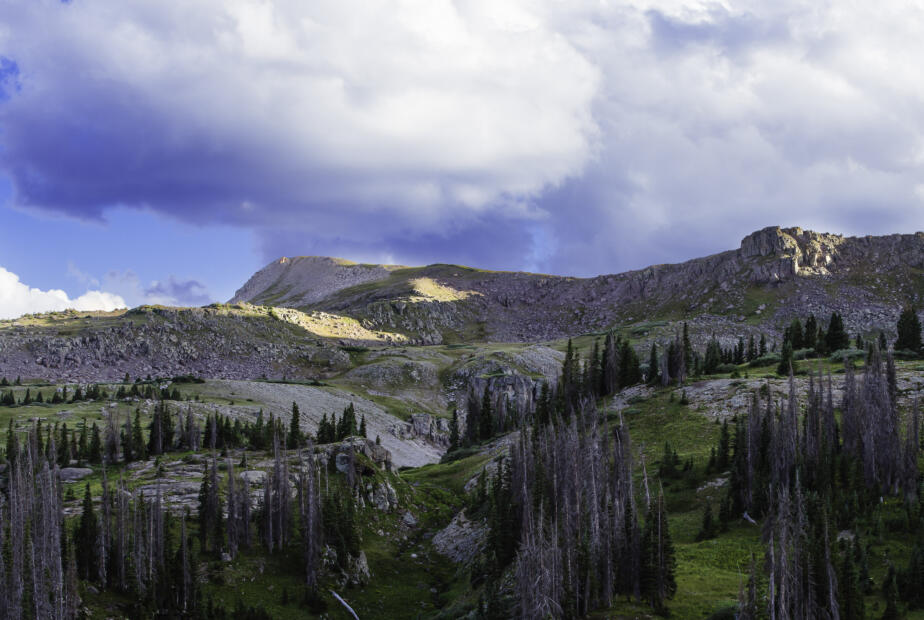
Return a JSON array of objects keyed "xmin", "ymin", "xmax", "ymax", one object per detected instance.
[{"xmin": 232, "ymin": 226, "xmax": 924, "ymax": 343}]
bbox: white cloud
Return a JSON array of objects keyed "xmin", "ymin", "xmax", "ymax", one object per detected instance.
[
  {"xmin": 2, "ymin": 0, "xmax": 924, "ymax": 276},
  {"xmin": 0, "ymin": 266, "xmax": 126, "ymax": 320},
  {"xmin": 0, "ymin": 0, "xmax": 599, "ymax": 223},
  {"xmin": 99, "ymin": 270, "xmax": 212, "ymax": 307}
]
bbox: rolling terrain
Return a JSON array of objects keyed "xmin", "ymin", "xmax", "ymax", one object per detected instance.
[{"xmin": 0, "ymin": 225, "xmax": 923, "ymax": 618}]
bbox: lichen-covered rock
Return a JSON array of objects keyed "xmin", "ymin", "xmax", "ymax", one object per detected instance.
[
  {"xmin": 371, "ymin": 480, "xmax": 398, "ymax": 512},
  {"xmin": 433, "ymin": 510, "xmax": 487, "ymax": 565}
]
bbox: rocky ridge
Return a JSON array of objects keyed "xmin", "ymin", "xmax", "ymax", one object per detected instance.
[{"xmin": 232, "ymin": 226, "xmax": 924, "ymax": 344}]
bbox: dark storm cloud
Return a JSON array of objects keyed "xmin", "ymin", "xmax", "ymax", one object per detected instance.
[{"xmin": 1, "ymin": 0, "xmax": 923, "ymax": 282}]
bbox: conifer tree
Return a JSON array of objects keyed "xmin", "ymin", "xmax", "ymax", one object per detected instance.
[
  {"xmin": 75, "ymin": 483, "xmax": 101, "ymax": 582},
  {"xmin": 288, "ymin": 401, "xmax": 302, "ymax": 447},
  {"xmin": 132, "ymin": 409, "xmax": 146, "ymax": 461},
  {"xmin": 648, "ymin": 343, "xmax": 659, "ymax": 385},
  {"xmin": 896, "ymin": 306, "xmax": 922, "ymax": 353},
  {"xmin": 695, "ymin": 504, "xmax": 716, "ymax": 541},
  {"xmin": 479, "ymin": 386, "xmax": 494, "ymax": 441},
  {"xmin": 777, "ymin": 339, "xmax": 793, "ymax": 376},
  {"xmin": 449, "ymin": 408, "xmax": 460, "ymax": 450},
  {"xmin": 804, "ymin": 314, "xmax": 818, "ymax": 350},
  {"xmin": 89, "ymin": 422, "xmax": 102, "ymax": 464},
  {"xmin": 640, "ymin": 491, "xmax": 676, "ymax": 613},
  {"xmin": 826, "ymin": 311, "xmax": 849, "ymax": 352}
]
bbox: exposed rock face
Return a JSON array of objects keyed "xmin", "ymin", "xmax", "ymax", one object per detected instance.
[
  {"xmin": 448, "ymin": 346, "xmax": 564, "ymax": 427},
  {"xmin": 741, "ymin": 226, "xmax": 845, "ymax": 283},
  {"xmin": 370, "ymin": 480, "xmax": 399, "ymax": 512},
  {"xmin": 432, "ymin": 510, "xmax": 487, "ymax": 565},
  {"xmin": 389, "ymin": 413, "xmax": 450, "ymax": 447},
  {"xmin": 231, "ymin": 256, "xmax": 402, "ymax": 306},
  {"xmin": 59, "ymin": 467, "xmax": 94, "ymax": 482},
  {"xmin": 229, "ymin": 227, "xmax": 924, "ymax": 343},
  {"xmin": 0, "ymin": 305, "xmax": 350, "ymax": 382}
]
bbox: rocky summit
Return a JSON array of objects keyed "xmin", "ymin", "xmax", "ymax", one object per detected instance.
[{"xmin": 231, "ymin": 226, "xmax": 924, "ymax": 343}]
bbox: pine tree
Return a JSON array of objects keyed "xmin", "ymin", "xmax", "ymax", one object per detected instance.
[
  {"xmin": 132, "ymin": 409, "xmax": 146, "ymax": 461},
  {"xmin": 777, "ymin": 339, "xmax": 793, "ymax": 376},
  {"xmin": 288, "ymin": 402, "xmax": 301, "ymax": 447},
  {"xmin": 804, "ymin": 314, "xmax": 818, "ymax": 351},
  {"xmin": 839, "ymin": 546, "xmax": 865, "ymax": 620},
  {"xmin": 89, "ymin": 421, "xmax": 103, "ymax": 464},
  {"xmin": 359, "ymin": 414, "xmax": 367, "ymax": 438},
  {"xmin": 449, "ymin": 408, "xmax": 460, "ymax": 450},
  {"xmin": 648, "ymin": 343, "xmax": 659, "ymax": 385},
  {"xmin": 695, "ymin": 504, "xmax": 717, "ymax": 541},
  {"xmin": 896, "ymin": 306, "xmax": 922, "ymax": 353},
  {"xmin": 75, "ymin": 483, "xmax": 101, "ymax": 582},
  {"xmin": 826, "ymin": 311, "xmax": 849, "ymax": 352},
  {"xmin": 479, "ymin": 386, "xmax": 494, "ymax": 441},
  {"xmin": 640, "ymin": 491, "xmax": 676, "ymax": 613},
  {"xmin": 717, "ymin": 419, "xmax": 730, "ymax": 470},
  {"xmin": 881, "ymin": 564, "xmax": 901, "ymax": 620}
]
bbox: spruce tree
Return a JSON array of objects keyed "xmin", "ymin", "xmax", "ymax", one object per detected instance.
[
  {"xmin": 479, "ymin": 386, "xmax": 494, "ymax": 441},
  {"xmin": 777, "ymin": 339, "xmax": 793, "ymax": 376},
  {"xmin": 804, "ymin": 314, "xmax": 818, "ymax": 350},
  {"xmin": 75, "ymin": 483, "xmax": 101, "ymax": 582},
  {"xmin": 695, "ymin": 504, "xmax": 716, "ymax": 541},
  {"xmin": 640, "ymin": 491, "xmax": 677, "ymax": 613},
  {"xmin": 838, "ymin": 546, "xmax": 865, "ymax": 620},
  {"xmin": 648, "ymin": 342, "xmax": 659, "ymax": 385},
  {"xmin": 896, "ymin": 306, "xmax": 922, "ymax": 353},
  {"xmin": 288, "ymin": 402, "xmax": 301, "ymax": 447},
  {"xmin": 132, "ymin": 409, "xmax": 146, "ymax": 461},
  {"xmin": 825, "ymin": 311, "xmax": 849, "ymax": 352},
  {"xmin": 89, "ymin": 422, "xmax": 102, "ymax": 464},
  {"xmin": 449, "ymin": 408, "xmax": 460, "ymax": 450}
]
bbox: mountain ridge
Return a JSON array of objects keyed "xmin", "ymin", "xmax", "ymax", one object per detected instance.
[{"xmin": 231, "ymin": 226, "xmax": 924, "ymax": 343}]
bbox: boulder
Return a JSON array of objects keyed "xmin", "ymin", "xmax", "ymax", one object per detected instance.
[
  {"xmin": 371, "ymin": 481, "xmax": 398, "ymax": 512},
  {"xmin": 59, "ymin": 467, "xmax": 94, "ymax": 482},
  {"xmin": 240, "ymin": 470, "xmax": 267, "ymax": 485}
]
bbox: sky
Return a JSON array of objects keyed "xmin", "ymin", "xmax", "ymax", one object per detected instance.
[{"xmin": 0, "ymin": 0, "xmax": 923, "ymax": 318}]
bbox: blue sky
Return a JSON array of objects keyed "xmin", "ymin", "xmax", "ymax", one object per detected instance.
[{"xmin": 1, "ymin": 0, "xmax": 923, "ymax": 318}]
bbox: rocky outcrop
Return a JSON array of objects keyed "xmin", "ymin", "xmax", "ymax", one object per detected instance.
[
  {"xmin": 317, "ymin": 437, "xmax": 394, "ymax": 473},
  {"xmin": 432, "ymin": 510, "xmax": 487, "ymax": 565},
  {"xmin": 231, "ymin": 256, "xmax": 403, "ymax": 307},
  {"xmin": 390, "ymin": 413, "xmax": 450, "ymax": 447},
  {"xmin": 0, "ymin": 305, "xmax": 351, "ymax": 382},
  {"xmin": 448, "ymin": 346, "xmax": 564, "ymax": 426},
  {"xmin": 229, "ymin": 227, "xmax": 924, "ymax": 344}
]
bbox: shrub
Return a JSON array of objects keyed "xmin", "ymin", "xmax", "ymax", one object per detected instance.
[
  {"xmin": 749, "ymin": 353, "xmax": 781, "ymax": 368},
  {"xmin": 828, "ymin": 349, "xmax": 865, "ymax": 364}
]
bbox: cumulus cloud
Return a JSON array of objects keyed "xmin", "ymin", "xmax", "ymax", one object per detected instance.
[
  {"xmin": 0, "ymin": 0, "xmax": 597, "ymax": 227},
  {"xmin": 1, "ymin": 1, "xmax": 924, "ymax": 277},
  {"xmin": 0, "ymin": 266, "xmax": 126, "ymax": 319}
]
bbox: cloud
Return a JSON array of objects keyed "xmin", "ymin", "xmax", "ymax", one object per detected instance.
[
  {"xmin": 0, "ymin": 0, "xmax": 597, "ymax": 230},
  {"xmin": 143, "ymin": 276, "xmax": 211, "ymax": 307},
  {"xmin": 98, "ymin": 270, "xmax": 213, "ymax": 307},
  {"xmin": 1, "ymin": 1, "xmax": 924, "ymax": 278},
  {"xmin": 0, "ymin": 266, "xmax": 126, "ymax": 319}
]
